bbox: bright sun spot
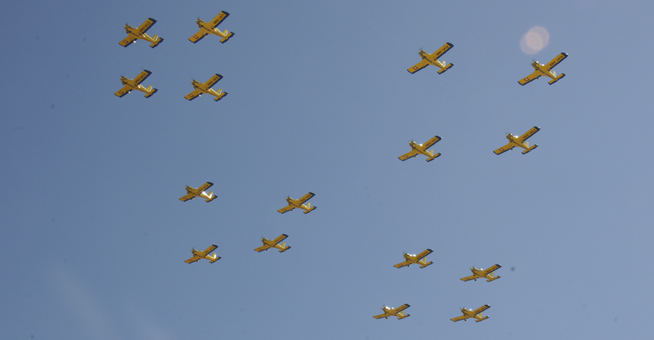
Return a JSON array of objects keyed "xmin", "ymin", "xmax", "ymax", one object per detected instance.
[{"xmin": 520, "ymin": 26, "xmax": 550, "ymax": 55}]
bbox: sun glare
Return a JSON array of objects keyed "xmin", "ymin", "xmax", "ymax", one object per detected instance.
[{"xmin": 520, "ymin": 26, "xmax": 550, "ymax": 55}]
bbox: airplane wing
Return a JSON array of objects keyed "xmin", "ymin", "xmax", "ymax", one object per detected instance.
[
  {"xmin": 205, "ymin": 74, "xmax": 223, "ymax": 88},
  {"xmin": 137, "ymin": 18, "xmax": 157, "ymax": 33},
  {"xmin": 422, "ymin": 136, "xmax": 442, "ymax": 149},
  {"xmin": 493, "ymin": 143, "xmax": 514, "ymax": 155},
  {"xmin": 394, "ymin": 304, "xmax": 410, "ymax": 313},
  {"xmin": 114, "ymin": 85, "xmax": 131, "ymax": 97},
  {"xmin": 545, "ymin": 52, "xmax": 568, "ymax": 70},
  {"xmin": 277, "ymin": 205, "xmax": 294, "ymax": 214},
  {"xmin": 460, "ymin": 275, "xmax": 476, "ymax": 282},
  {"xmin": 480, "ymin": 264, "xmax": 502, "ymax": 276},
  {"xmin": 254, "ymin": 244, "xmax": 270, "ymax": 252},
  {"xmin": 407, "ymin": 59, "xmax": 428, "ymax": 74},
  {"xmin": 415, "ymin": 249, "xmax": 433, "ymax": 260},
  {"xmin": 189, "ymin": 30, "xmax": 208, "ymax": 43},
  {"xmin": 450, "ymin": 315, "xmax": 467, "ymax": 322},
  {"xmin": 373, "ymin": 313, "xmax": 388, "ymax": 319},
  {"xmin": 518, "ymin": 126, "xmax": 540, "ymax": 142},
  {"xmin": 210, "ymin": 11, "xmax": 230, "ymax": 27},
  {"xmin": 393, "ymin": 261, "xmax": 411, "ymax": 268},
  {"xmin": 179, "ymin": 194, "xmax": 195, "ymax": 202},
  {"xmin": 184, "ymin": 256, "xmax": 201, "ymax": 264},
  {"xmin": 518, "ymin": 71, "xmax": 540, "ymax": 86},
  {"xmin": 184, "ymin": 89, "xmax": 202, "ymax": 101},
  {"xmin": 398, "ymin": 150, "xmax": 419, "ymax": 161},
  {"xmin": 133, "ymin": 70, "xmax": 152, "ymax": 85},
  {"xmin": 201, "ymin": 244, "xmax": 218, "ymax": 255},
  {"xmin": 272, "ymin": 234, "xmax": 288, "ymax": 245},
  {"xmin": 472, "ymin": 304, "xmax": 490, "ymax": 315},
  {"xmin": 197, "ymin": 182, "xmax": 213, "ymax": 192},
  {"xmin": 119, "ymin": 34, "xmax": 137, "ymax": 47},
  {"xmin": 298, "ymin": 192, "xmax": 315, "ymax": 204},
  {"xmin": 429, "ymin": 42, "xmax": 454, "ymax": 60}
]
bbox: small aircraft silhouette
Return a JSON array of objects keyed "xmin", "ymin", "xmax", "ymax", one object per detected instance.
[
  {"xmin": 189, "ymin": 11, "xmax": 234, "ymax": 44},
  {"xmin": 114, "ymin": 70, "xmax": 157, "ymax": 98},
  {"xmin": 185, "ymin": 244, "xmax": 220, "ymax": 264},
  {"xmin": 460, "ymin": 264, "xmax": 501, "ymax": 282},
  {"xmin": 408, "ymin": 42, "xmax": 454, "ymax": 74},
  {"xmin": 451, "ymin": 304, "xmax": 490, "ymax": 322},
  {"xmin": 119, "ymin": 18, "xmax": 163, "ymax": 48},
  {"xmin": 373, "ymin": 304, "xmax": 411, "ymax": 320},
  {"xmin": 255, "ymin": 234, "xmax": 291, "ymax": 253},
  {"xmin": 179, "ymin": 182, "xmax": 217, "ymax": 203},
  {"xmin": 393, "ymin": 249, "xmax": 433, "ymax": 269},
  {"xmin": 277, "ymin": 192, "xmax": 316, "ymax": 214}
]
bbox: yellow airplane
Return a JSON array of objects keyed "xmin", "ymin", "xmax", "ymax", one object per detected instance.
[
  {"xmin": 518, "ymin": 52, "xmax": 568, "ymax": 85},
  {"xmin": 394, "ymin": 249, "xmax": 433, "ymax": 269},
  {"xmin": 185, "ymin": 74, "xmax": 228, "ymax": 101},
  {"xmin": 373, "ymin": 304, "xmax": 411, "ymax": 320},
  {"xmin": 460, "ymin": 264, "xmax": 501, "ymax": 282},
  {"xmin": 398, "ymin": 136, "xmax": 442, "ymax": 162},
  {"xmin": 179, "ymin": 182, "xmax": 217, "ymax": 203},
  {"xmin": 494, "ymin": 126, "xmax": 540, "ymax": 155},
  {"xmin": 408, "ymin": 43, "xmax": 454, "ymax": 74},
  {"xmin": 119, "ymin": 18, "xmax": 163, "ymax": 48},
  {"xmin": 450, "ymin": 304, "xmax": 490, "ymax": 322},
  {"xmin": 277, "ymin": 192, "xmax": 316, "ymax": 214},
  {"xmin": 185, "ymin": 244, "xmax": 220, "ymax": 264},
  {"xmin": 189, "ymin": 11, "xmax": 234, "ymax": 44},
  {"xmin": 255, "ymin": 234, "xmax": 291, "ymax": 253},
  {"xmin": 114, "ymin": 70, "xmax": 157, "ymax": 98}
]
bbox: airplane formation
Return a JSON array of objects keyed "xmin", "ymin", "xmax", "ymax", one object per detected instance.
[{"xmin": 116, "ymin": 8, "xmax": 567, "ymax": 330}]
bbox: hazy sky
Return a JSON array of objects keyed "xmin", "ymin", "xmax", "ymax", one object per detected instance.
[{"xmin": 2, "ymin": 0, "xmax": 654, "ymax": 339}]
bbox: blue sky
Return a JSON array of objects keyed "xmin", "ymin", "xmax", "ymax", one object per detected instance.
[{"xmin": 2, "ymin": 0, "xmax": 654, "ymax": 339}]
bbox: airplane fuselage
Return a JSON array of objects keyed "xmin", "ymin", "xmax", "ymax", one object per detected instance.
[
  {"xmin": 506, "ymin": 134, "xmax": 528, "ymax": 149},
  {"xmin": 192, "ymin": 81, "xmax": 220, "ymax": 97},
  {"xmin": 124, "ymin": 25, "xmax": 158, "ymax": 43},
  {"xmin": 532, "ymin": 61, "xmax": 556, "ymax": 79},
  {"xmin": 419, "ymin": 51, "xmax": 446, "ymax": 68}
]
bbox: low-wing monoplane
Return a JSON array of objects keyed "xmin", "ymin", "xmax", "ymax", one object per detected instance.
[
  {"xmin": 189, "ymin": 11, "xmax": 234, "ymax": 44},
  {"xmin": 184, "ymin": 74, "xmax": 228, "ymax": 101},
  {"xmin": 494, "ymin": 126, "xmax": 540, "ymax": 155},
  {"xmin": 277, "ymin": 192, "xmax": 316, "ymax": 214},
  {"xmin": 518, "ymin": 52, "xmax": 568, "ymax": 85},
  {"xmin": 408, "ymin": 43, "xmax": 454, "ymax": 74},
  {"xmin": 373, "ymin": 304, "xmax": 411, "ymax": 320},
  {"xmin": 119, "ymin": 18, "xmax": 163, "ymax": 48},
  {"xmin": 179, "ymin": 182, "xmax": 217, "ymax": 202},
  {"xmin": 185, "ymin": 244, "xmax": 220, "ymax": 264},
  {"xmin": 399, "ymin": 136, "xmax": 442, "ymax": 162},
  {"xmin": 115, "ymin": 70, "xmax": 157, "ymax": 98},
  {"xmin": 255, "ymin": 234, "xmax": 291, "ymax": 253},
  {"xmin": 460, "ymin": 264, "xmax": 501, "ymax": 282},
  {"xmin": 394, "ymin": 249, "xmax": 433, "ymax": 269},
  {"xmin": 450, "ymin": 304, "xmax": 490, "ymax": 322}
]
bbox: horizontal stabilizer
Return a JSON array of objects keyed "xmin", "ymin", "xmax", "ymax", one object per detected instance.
[
  {"xmin": 437, "ymin": 63, "xmax": 453, "ymax": 74},
  {"xmin": 426, "ymin": 153, "xmax": 442, "ymax": 162},
  {"xmin": 548, "ymin": 73, "xmax": 566, "ymax": 85},
  {"xmin": 420, "ymin": 261, "xmax": 433, "ymax": 269},
  {"xmin": 521, "ymin": 144, "xmax": 538, "ymax": 154}
]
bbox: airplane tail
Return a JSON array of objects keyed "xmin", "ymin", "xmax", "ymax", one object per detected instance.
[
  {"xmin": 476, "ymin": 315, "xmax": 489, "ymax": 322},
  {"xmin": 208, "ymin": 254, "xmax": 221, "ymax": 263},
  {"xmin": 426, "ymin": 152, "xmax": 442, "ymax": 162},
  {"xmin": 278, "ymin": 242, "xmax": 291, "ymax": 252},
  {"xmin": 205, "ymin": 192, "xmax": 217, "ymax": 202},
  {"xmin": 150, "ymin": 36, "xmax": 163, "ymax": 48},
  {"xmin": 521, "ymin": 144, "xmax": 538, "ymax": 154},
  {"xmin": 303, "ymin": 204, "xmax": 317, "ymax": 214},
  {"xmin": 220, "ymin": 31, "xmax": 235, "ymax": 43},
  {"xmin": 144, "ymin": 88, "xmax": 157, "ymax": 98},
  {"xmin": 420, "ymin": 261, "xmax": 433, "ymax": 269},
  {"xmin": 486, "ymin": 274, "xmax": 500, "ymax": 282},
  {"xmin": 548, "ymin": 73, "xmax": 566, "ymax": 85},
  {"xmin": 397, "ymin": 313, "xmax": 410, "ymax": 320},
  {"xmin": 213, "ymin": 90, "xmax": 228, "ymax": 101},
  {"xmin": 437, "ymin": 63, "xmax": 454, "ymax": 74}
]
